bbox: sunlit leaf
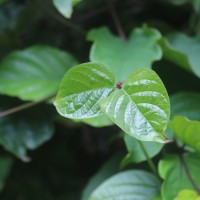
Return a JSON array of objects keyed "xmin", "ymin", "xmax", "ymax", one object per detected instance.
[
  {"xmin": 54, "ymin": 62, "xmax": 115, "ymax": 119},
  {"xmin": 88, "ymin": 26, "xmax": 162, "ymax": 81},
  {"xmin": 100, "ymin": 68, "xmax": 170, "ymax": 143},
  {"xmin": 174, "ymin": 189, "xmax": 200, "ymax": 200}
]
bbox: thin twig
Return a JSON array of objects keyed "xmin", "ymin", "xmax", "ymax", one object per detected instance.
[
  {"xmin": 0, "ymin": 95, "xmax": 55, "ymax": 118},
  {"xmin": 179, "ymin": 154, "xmax": 200, "ymax": 194},
  {"xmin": 107, "ymin": 0, "xmax": 127, "ymax": 40}
]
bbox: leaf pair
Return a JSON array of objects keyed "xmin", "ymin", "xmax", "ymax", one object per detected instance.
[{"xmin": 54, "ymin": 62, "xmax": 171, "ymax": 143}]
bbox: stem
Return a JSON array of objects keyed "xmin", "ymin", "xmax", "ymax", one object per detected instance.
[
  {"xmin": 179, "ymin": 153, "xmax": 200, "ymax": 194},
  {"xmin": 0, "ymin": 95, "xmax": 55, "ymax": 118},
  {"xmin": 138, "ymin": 140, "xmax": 159, "ymax": 178},
  {"xmin": 107, "ymin": 0, "xmax": 127, "ymax": 40}
]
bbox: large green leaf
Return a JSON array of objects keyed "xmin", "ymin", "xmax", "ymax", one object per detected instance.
[
  {"xmin": 88, "ymin": 26, "xmax": 162, "ymax": 81},
  {"xmin": 54, "ymin": 62, "xmax": 115, "ymax": 119},
  {"xmin": 0, "ymin": 97, "xmax": 54, "ymax": 161},
  {"xmin": 81, "ymin": 153, "xmax": 123, "ymax": 200},
  {"xmin": 100, "ymin": 68, "xmax": 170, "ymax": 143},
  {"xmin": 53, "ymin": 0, "xmax": 81, "ymax": 18},
  {"xmin": 173, "ymin": 116, "xmax": 200, "ymax": 151},
  {"xmin": 0, "ymin": 46, "xmax": 77, "ymax": 101},
  {"xmin": 170, "ymin": 92, "xmax": 200, "ymax": 120},
  {"xmin": 159, "ymin": 153, "xmax": 200, "ymax": 200},
  {"xmin": 0, "ymin": 156, "xmax": 13, "ymax": 191},
  {"xmin": 160, "ymin": 33, "xmax": 200, "ymax": 78},
  {"xmin": 89, "ymin": 170, "xmax": 161, "ymax": 200},
  {"xmin": 121, "ymin": 134, "xmax": 163, "ymax": 167}
]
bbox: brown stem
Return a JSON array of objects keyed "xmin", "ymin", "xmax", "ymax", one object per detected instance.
[
  {"xmin": 179, "ymin": 154, "xmax": 200, "ymax": 194},
  {"xmin": 0, "ymin": 95, "xmax": 55, "ymax": 118},
  {"xmin": 107, "ymin": 0, "xmax": 127, "ymax": 41}
]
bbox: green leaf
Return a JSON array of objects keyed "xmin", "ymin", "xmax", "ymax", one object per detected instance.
[
  {"xmin": 193, "ymin": 0, "xmax": 200, "ymax": 13},
  {"xmin": 0, "ymin": 46, "xmax": 77, "ymax": 101},
  {"xmin": 159, "ymin": 153, "xmax": 200, "ymax": 200},
  {"xmin": 88, "ymin": 26, "xmax": 162, "ymax": 81},
  {"xmin": 174, "ymin": 189, "xmax": 200, "ymax": 200},
  {"xmin": 81, "ymin": 153, "xmax": 123, "ymax": 200},
  {"xmin": 53, "ymin": 0, "xmax": 81, "ymax": 18},
  {"xmin": 173, "ymin": 116, "xmax": 200, "ymax": 151},
  {"xmin": 170, "ymin": 92, "xmax": 200, "ymax": 120},
  {"xmin": 0, "ymin": 156, "xmax": 13, "ymax": 191},
  {"xmin": 100, "ymin": 68, "xmax": 170, "ymax": 143},
  {"xmin": 164, "ymin": 0, "xmax": 189, "ymax": 5},
  {"xmin": 89, "ymin": 170, "xmax": 161, "ymax": 200},
  {"xmin": 54, "ymin": 62, "xmax": 115, "ymax": 119},
  {"xmin": 0, "ymin": 97, "xmax": 54, "ymax": 161},
  {"xmin": 81, "ymin": 115, "xmax": 113, "ymax": 127},
  {"xmin": 121, "ymin": 134, "xmax": 163, "ymax": 167},
  {"xmin": 160, "ymin": 33, "xmax": 200, "ymax": 78}
]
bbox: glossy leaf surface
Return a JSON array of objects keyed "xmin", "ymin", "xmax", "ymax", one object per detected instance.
[
  {"xmin": 89, "ymin": 170, "xmax": 160, "ymax": 200},
  {"xmin": 100, "ymin": 68, "xmax": 170, "ymax": 143},
  {"xmin": 173, "ymin": 116, "xmax": 200, "ymax": 151},
  {"xmin": 88, "ymin": 26, "xmax": 162, "ymax": 80},
  {"xmin": 55, "ymin": 63, "xmax": 115, "ymax": 119},
  {"xmin": 0, "ymin": 97, "xmax": 54, "ymax": 161},
  {"xmin": 159, "ymin": 153, "xmax": 200, "ymax": 200},
  {"xmin": 53, "ymin": 0, "xmax": 81, "ymax": 18},
  {"xmin": 0, "ymin": 46, "xmax": 77, "ymax": 101},
  {"xmin": 160, "ymin": 33, "xmax": 200, "ymax": 78}
]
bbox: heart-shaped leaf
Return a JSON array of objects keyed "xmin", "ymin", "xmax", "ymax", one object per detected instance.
[
  {"xmin": 160, "ymin": 33, "xmax": 200, "ymax": 78},
  {"xmin": 0, "ymin": 45, "xmax": 77, "ymax": 101},
  {"xmin": 89, "ymin": 170, "xmax": 161, "ymax": 200},
  {"xmin": 100, "ymin": 68, "xmax": 170, "ymax": 143},
  {"xmin": 173, "ymin": 116, "xmax": 200, "ymax": 151},
  {"xmin": 88, "ymin": 26, "xmax": 162, "ymax": 81},
  {"xmin": 54, "ymin": 62, "xmax": 115, "ymax": 119}
]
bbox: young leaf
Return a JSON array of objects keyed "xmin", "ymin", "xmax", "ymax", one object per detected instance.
[
  {"xmin": 0, "ymin": 156, "xmax": 13, "ymax": 191},
  {"xmin": 54, "ymin": 63, "xmax": 115, "ymax": 119},
  {"xmin": 121, "ymin": 134, "xmax": 163, "ymax": 167},
  {"xmin": 53, "ymin": 0, "xmax": 81, "ymax": 18},
  {"xmin": 173, "ymin": 116, "xmax": 200, "ymax": 152},
  {"xmin": 174, "ymin": 189, "xmax": 200, "ymax": 200},
  {"xmin": 89, "ymin": 170, "xmax": 161, "ymax": 200},
  {"xmin": 0, "ymin": 97, "xmax": 54, "ymax": 161},
  {"xmin": 160, "ymin": 33, "xmax": 200, "ymax": 78},
  {"xmin": 100, "ymin": 68, "xmax": 170, "ymax": 143},
  {"xmin": 159, "ymin": 153, "xmax": 200, "ymax": 200},
  {"xmin": 88, "ymin": 26, "xmax": 162, "ymax": 81},
  {"xmin": 170, "ymin": 92, "xmax": 200, "ymax": 120},
  {"xmin": 0, "ymin": 46, "xmax": 77, "ymax": 101}
]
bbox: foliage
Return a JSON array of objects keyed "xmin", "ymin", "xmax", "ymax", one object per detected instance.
[{"xmin": 0, "ymin": 0, "xmax": 200, "ymax": 199}]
